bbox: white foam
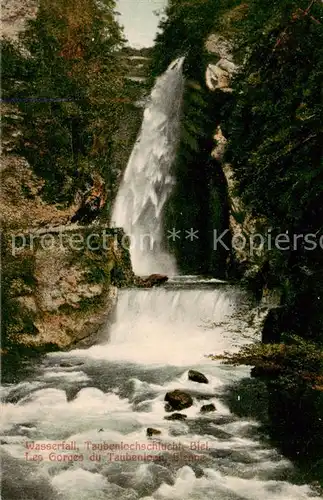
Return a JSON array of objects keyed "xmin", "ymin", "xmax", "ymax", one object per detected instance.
[
  {"xmin": 52, "ymin": 468, "xmax": 108, "ymax": 499},
  {"xmin": 55, "ymin": 288, "xmax": 244, "ymax": 366},
  {"xmin": 152, "ymin": 466, "xmax": 318, "ymax": 500},
  {"xmin": 42, "ymin": 370, "xmax": 90, "ymax": 382}
]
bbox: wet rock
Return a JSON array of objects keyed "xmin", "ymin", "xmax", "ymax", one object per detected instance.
[
  {"xmin": 164, "ymin": 413, "xmax": 187, "ymax": 421},
  {"xmin": 18, "ymin": 422, "xmax": 35, "ymax": 429},
  {"xmin": 136, "ymin": 274, "xmax": 168, "ymax": 288},
  {"xmin": 188, "ymin": 370, "xmax": 209, "ymax": 384},
  {"xmin": 147, "ymin": 428, "xmax": 161, "ymax": 437},
  {"xmin": 200, "ymin": 403, "xmax": 216, "ymax": 413},
  {"xmin": 164, "ymin": 390, "xmax": 193, "ymax": 411},
  {"xmin": 205, "ymin": 34, "xmax": 233, "ymax": 60},
  {"xmin": 168, "ymin": 426, "xmax": 188, "ymax": 438},
  {"xmin": 206, "ymin": 64, "xmax": 231, "ymax": 92}
]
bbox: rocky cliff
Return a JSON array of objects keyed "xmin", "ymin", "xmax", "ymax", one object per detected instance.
[
  {"xmin": 1, "ymin": 0, "xmax": 37, "ymax": 39},
  {"xmin": 1, "ymin": 102, "xmax": 135, "ymax": 353},
  {"xmin": 2, "ymin": 223, "xmax": 134, "ymax": 351},
  {"xmin": 206, "ymin": 33, "xmax": 271, "ymax": 285},
  {"xmin": 1, "ymin": 0, "xmax": 140, "ymax": 352}
]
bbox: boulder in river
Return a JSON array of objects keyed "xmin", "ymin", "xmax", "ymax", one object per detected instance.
[
  {"xmin": 200, "ymin": 403, "xmax": 216, "ymax": 413},
  {"xmin": 146, "ymin": 428, "xmax": 161, "ymax": 437},
  {"xmin": 188, "ymin": 370, "xmax": 209, "ymax": 384},
  {"xmin": 135, "ymin": 274, "xmax": 168, "ymax": 288},
  {"xmin": 164, "ymin": 413, "xmax": 187, "ymax": 421},
  {"xmin": 164, "ymin": 390, "xmax": 193, "ymax": 411}
]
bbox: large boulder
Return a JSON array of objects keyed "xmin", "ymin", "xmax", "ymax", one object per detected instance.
[
  {"xmin": 200, "ymin": 403, "xmax": 216, "ymax": 413},
  {"xmin": 188, "ymin": 370, "xmax": 209, "ymax": 384},
  {"xmin": 135, "ymin": 274, "xmax": 168, "ymax": 288},
  {"xmin": 164, "ymin": 390, "xmax": 193, "ymax": 411}
]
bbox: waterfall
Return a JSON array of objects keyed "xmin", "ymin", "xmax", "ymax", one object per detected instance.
[
  {"xmin": 112, "ymin": 58, "xmax": 185, "ymax": 276},
  {"xmin": 70, "ymin": 284, "xmax": 243, "ymax": 366}
]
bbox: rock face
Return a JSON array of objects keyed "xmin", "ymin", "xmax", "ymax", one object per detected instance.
[
  {"xmin": 188, "ymin": 370, "xmax": 209, "ymax": 384},
  {"xmin": 205, "ymin": 34, "xmax": 237, "ymax": 93},
  {"xmin": 206, "ymin": 34, "xmax": 268, "ymax": 274},
  {"xmin": 206, "ymin": 65, "xmax": 232, "ymax": 92},
  {"xmin": 1, "ymin": 0, "xmax": 37, "ymax": 40},
  {"xmin": 0, "ymin": 1, "xmax": 147, "ymax": 354},
  {"xmin": 211, "ymin": 115, "xmax": 271, "ymax": 281},
  {"xmin": 2, "ymin": 224, "xmax": 134, "ymax": 350},
  {"xmin": 206, "ymin": 33, "xmax": 270, "ymax": 280},
  {"xmin": 206, "ymin": 35, "xmax": 267, "ymax": 276},
  {"xmin": 164, "ymin": 390, "xmax": 193, "ymax": 411},
  {"xmin": 135, "ymin": 274, "xmax": 168, "ymax": 288},
  {"xmin": 206, "ymin": 35, "xmax": 275, "ymax": 285},
  {"xmin": 222, "ymin": 160, "xmax": 270, "ymax": 271}
]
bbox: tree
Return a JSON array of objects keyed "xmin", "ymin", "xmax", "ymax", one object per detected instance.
[{"xmin": 2, "ymin": 0, "xmax": 126, "ymax": 206}]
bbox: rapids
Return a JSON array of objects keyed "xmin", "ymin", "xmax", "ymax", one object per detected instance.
[{"xmin": 1, "ymin": 281, "xmax": 321, "ymax": 499}]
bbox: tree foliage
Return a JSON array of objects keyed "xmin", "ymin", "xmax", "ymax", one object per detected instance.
[
  {"xmin": 225, "ymin": 0, "xmax": 323, "ymax": 228},
  {"xmin": 209, "ymin": 335, "xmax": 323, "ymax": 389},
  {"xmin": 2, "ymin": 0, "xmax": 126, "ymax": 206},
  {"xmin": 221, "ymin": 0, "xmax": 323, "ymax": 342},
  {"xmin": 151, "ymin": 0, "xmax": 221, "ymax": 79}
]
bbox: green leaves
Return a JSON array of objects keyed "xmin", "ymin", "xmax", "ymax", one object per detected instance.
[{"xmin": 208, "ymin": 337, "xmax": 323, "ymax": 389}]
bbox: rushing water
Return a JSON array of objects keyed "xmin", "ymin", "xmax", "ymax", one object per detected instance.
[
  {"xmin": 116, "ymin": 0, "xmax": 167, "ymax": 49},
  {"xmin": 1, "ymin": 282, "xmax": 321, "ymax": 500},
  {"xmin": 112, "ymin": 58, "xmax": 184, "ymax": 275},
  {"xmin": 1, "ymin": 61, "xmax": 322, "ymax": 499}
]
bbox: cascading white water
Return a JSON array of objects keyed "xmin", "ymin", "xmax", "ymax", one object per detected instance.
[
  {"xmin": 54, "ymin": 285, "xmax": 245, "ymax": 366},
  {"xmin": 112, "ymin": 58, "xmax": 185, "ymax": 276}
]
